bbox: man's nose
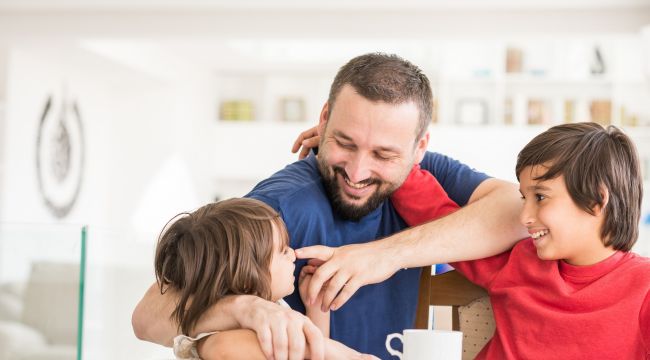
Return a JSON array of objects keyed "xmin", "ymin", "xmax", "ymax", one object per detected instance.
[{"xmin": 344, "ymin": 153, "xmax": 372, "ymax": 184}]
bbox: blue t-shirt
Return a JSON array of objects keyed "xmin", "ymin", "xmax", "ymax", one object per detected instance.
[{"xmin": 246, "ymin": 151, "xmax": 488, "ymax": 358}]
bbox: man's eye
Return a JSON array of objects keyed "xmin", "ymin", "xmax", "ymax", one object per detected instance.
[
  {"xmin": 337, "ymin": 141, "xmax": 354, "ymax": 149},
  {"xmin": 536, "ymin": 194, "xmax": 546, "ymax": 201}
]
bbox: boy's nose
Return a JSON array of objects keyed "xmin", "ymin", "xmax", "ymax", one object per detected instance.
[{"xmin": 519, "ymin": 203, "xmax": 535, "ymax": 227}]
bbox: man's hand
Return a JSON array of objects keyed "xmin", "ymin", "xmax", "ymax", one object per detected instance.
[
  {"xmin": 235, "ymin": 296, "xmax": 325, "ymax": 360},
  {"xmin": 295, "ymin": 243, "xmax": 400, "ymax": 312},
  {"xmin": 291, "ymin": 125, "xmax": 320, "ymax": 160}
]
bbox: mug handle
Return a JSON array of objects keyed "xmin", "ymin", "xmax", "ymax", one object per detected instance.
[{"xmin": 385, "ymin": 333, "xmax": 404, "ymax": 359}]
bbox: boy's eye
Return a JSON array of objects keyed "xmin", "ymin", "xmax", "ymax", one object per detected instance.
[{"xmin": 535, "ymin": 194, "xmax": 546, "ymax": 201}]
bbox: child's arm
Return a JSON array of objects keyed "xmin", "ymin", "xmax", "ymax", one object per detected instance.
[
  {"xmin": 197, "ymin": 329, "xmax": 378, "ymax": 360},
  {"xmin": 391, "ymin": 164, "xmax": 460, "ymax": 227},
  {"xmin": 300, "ymin": 264, "xmax": 330, "ymax": 337}
]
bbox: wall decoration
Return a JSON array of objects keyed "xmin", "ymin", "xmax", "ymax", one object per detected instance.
[
  {"xmin": 279, "ymin": 97, "xmax": 305, "ymax": 122},
  {"xmin": 36, "ymin": 92, "xmax": 85, "ymax": 218},
  {"xmin": 455, "ymin": 98, "xmax": 489, "ymax": 125}
]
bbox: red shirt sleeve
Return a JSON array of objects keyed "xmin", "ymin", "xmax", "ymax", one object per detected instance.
[
  {"xmin": 392, "ymin": 164, "xmax": 510, "ymax": 289},
  {"xmin": 640, "ymin": 289, "xmax": 650, "ymax": 356},
  {"xmin": 391, "ymin": 164, "xmax": 460, "ymax": 226}
]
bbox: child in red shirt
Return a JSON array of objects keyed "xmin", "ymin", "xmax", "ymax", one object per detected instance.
[{"xmin": 392, "ymin": 122, "xmax": 650, "ymax": 359}]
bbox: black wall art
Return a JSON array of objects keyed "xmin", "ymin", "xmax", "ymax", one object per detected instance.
[{"xmin": 36, "ymin": 93, "xmax": 85, "ymax": 218}]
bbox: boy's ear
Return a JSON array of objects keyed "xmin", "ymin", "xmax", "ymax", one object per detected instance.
[{"xmin": 593, "ymin": 186, "xmax": 610, "ymax": 216}]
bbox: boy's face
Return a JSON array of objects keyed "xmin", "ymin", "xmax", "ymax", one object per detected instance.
[
  {"xmin": 269, "ymin": 222, "xmax": 296, "ymax": 301},
  {"xmin": 518, "ymin": 165, "xmax": 610, "ymax": 266}
]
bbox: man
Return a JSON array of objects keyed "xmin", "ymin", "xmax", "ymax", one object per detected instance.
[{"xmin": 132, "ymin": 53, "xmax": 526, "ymax": 359}]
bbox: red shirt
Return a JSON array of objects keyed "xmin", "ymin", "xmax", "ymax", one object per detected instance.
[{"xmin": 392, "ymin": 166, "xmax": 650, "ymax": 359}]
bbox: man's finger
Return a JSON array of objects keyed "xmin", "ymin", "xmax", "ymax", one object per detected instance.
[
  {"xmin": 270, "ymin": 319, "xmax": 289, "ymax": 360},
  {"xmin": 256, "ymin": 326, "xmax": 274, "ymax": 360},
  {"xmin": 287, "ymin": 320, "xmax": 305, "ymax": 360},
  {"xmin": 307, "ymin": 262, "xmax": 338, "ymax": 305},
  {"xmin": 303, "ymin": 320, "xmax": 325, "ymax": 360},
  {"xmin": 330, "ymin": 280, "xmax": 361, "ymax": 311},
  {"xmin": 320, "ymin": 272, "xmax": 349, "ymax": 312},
  {"xmin": 295, "ymin": 245, "xmax": 334, "ymax": 261}
]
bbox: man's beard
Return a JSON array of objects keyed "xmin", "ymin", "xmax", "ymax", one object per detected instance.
[{"xmin": 318, "ymin": 160, "xmax": 399, "ymax": 222}]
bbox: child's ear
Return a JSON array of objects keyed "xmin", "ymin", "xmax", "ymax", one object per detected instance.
[{"xmin": 593, "ymin": 186, "xmax": 609, "ymax": 216}]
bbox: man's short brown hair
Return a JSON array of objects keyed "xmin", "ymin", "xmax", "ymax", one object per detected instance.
[
  {"xmin": 328, "ymin": 52, "xmax": 433, "ymax": 140},
  {"xmin": 516, "ymin": 122, "xmax": 642, "ymax": 251}
]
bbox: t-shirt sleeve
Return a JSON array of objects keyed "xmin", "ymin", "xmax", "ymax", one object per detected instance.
[
  {"xmin": 451, "ymin": 250, "xmax": 511, "ymax": 290},
  {"xmin": 391, "ymin": 164, "xmax": 460, "ymax": 226},
  {"xmin": 640, "ymin": 289, "xmax": 650, "ymax": 356},
  {"xmin": 419, "ymin": 152, "xmax": 490, "ymax": 206}
]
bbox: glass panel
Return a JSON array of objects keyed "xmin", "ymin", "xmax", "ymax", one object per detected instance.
[
  {"xmin": 80, "ymin": 226, "xmax": 171, "ymax": 359},
  {"xmin": 0, "ymin": 223, "xmax": 85, "ymax": 360}
]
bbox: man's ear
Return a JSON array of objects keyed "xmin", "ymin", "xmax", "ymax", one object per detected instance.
[
  {"xmin": 317, "ymin": 102, "xmax": 329, "ymax": 136},
  {"xmin": 593, "ymin": 186, "xmax": 610, "ymax": 216},
  {"xmin": 413, "ymin": 131, "xmax": 430, "ymax": 164}
]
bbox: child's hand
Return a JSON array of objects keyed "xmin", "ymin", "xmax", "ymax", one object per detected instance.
[{"xmin": 299, "ymin": 264, "xmax": 323, "ymax": 308}]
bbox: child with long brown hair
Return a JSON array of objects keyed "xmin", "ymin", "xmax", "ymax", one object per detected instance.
[{"xmin": 154, "ymin": 198, "xmax": 374, "ymax": 359}]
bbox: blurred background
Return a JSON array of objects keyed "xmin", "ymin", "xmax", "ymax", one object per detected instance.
[{"xmin": 0, "ymin": 0, "xmax": 649, "ymax": 358}]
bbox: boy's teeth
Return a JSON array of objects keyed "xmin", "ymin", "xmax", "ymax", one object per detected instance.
[{"xmin": 532, "ymin": 230, "xmax": 548, "ymax": 239}]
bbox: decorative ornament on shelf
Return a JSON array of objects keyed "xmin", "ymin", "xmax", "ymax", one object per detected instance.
[{"xmin": 590, "ymin": 46, "xmax": 606, "ymax": 76}]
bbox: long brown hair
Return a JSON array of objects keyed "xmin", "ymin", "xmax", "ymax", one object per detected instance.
[
  {"xmin": 516, "ymin": 122, "xmax": 642, "ymax": 251},
  {"xmin": 154, "ymin": 198, "xmax": 288, "ymax": 335}
]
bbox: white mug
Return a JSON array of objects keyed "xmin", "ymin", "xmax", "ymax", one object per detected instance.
[{"xmin": 385, "ymin": 329, "xmax": 463, "ymax": 360}]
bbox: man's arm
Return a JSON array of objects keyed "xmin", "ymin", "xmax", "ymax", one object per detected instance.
[
  {"xmin": 132, "ymin": 282, "xmax": 325, "ymax": 360},
  {"xmin": 198, "ymin": 329, "xmax": 376, "ymax": 360},
  {"xmin": 296, "ymin": 178, "xmax": 527, "ymax": 311}
]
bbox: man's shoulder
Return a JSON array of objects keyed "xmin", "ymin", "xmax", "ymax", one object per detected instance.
[{"xmin": 246, "ymin": 156, "xmax": 328, "ymax": 211}]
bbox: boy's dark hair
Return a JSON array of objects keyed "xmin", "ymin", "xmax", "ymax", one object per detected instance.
[
  {"xmin": 516, "ymin": 122, "xmax": 642, "ymax": 251},
  {"xmin": 328, "ymin": 52, "xmax": 433, "ymax": 140},
  {"xmin": 154, "ymin": 198, "xmax": 288, "ymax": 335}
]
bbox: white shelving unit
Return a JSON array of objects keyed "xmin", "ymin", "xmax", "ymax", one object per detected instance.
[{"xmin": 210, "ymin": 37, "xmax": 650, "ymax": 252}]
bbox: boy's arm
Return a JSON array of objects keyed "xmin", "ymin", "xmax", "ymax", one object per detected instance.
[
  {"xmin": 132, "ymin": 282, "xmax": 325, "ymax": 359},
  {"xmin": 391, "ymin": 164, "xmax": 460, "ymax": 227}
]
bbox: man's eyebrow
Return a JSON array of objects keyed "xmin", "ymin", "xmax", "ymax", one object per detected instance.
[{"xmin": 332, "ymin": 130, "xmax": 353, "ymax": 141}]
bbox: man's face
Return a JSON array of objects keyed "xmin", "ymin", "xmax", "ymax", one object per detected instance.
[{"xmin": 317, "ymin": 85, "xmax": 428, "ymax": 221}]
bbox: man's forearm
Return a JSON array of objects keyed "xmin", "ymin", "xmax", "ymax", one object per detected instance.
[
  {"xmin": 132, "ymin": 283, "xmax": 241, "ymax": 346},
  {"xmin": 387, "ymin": 178, "xmax": 526, "ymax": 269}
]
